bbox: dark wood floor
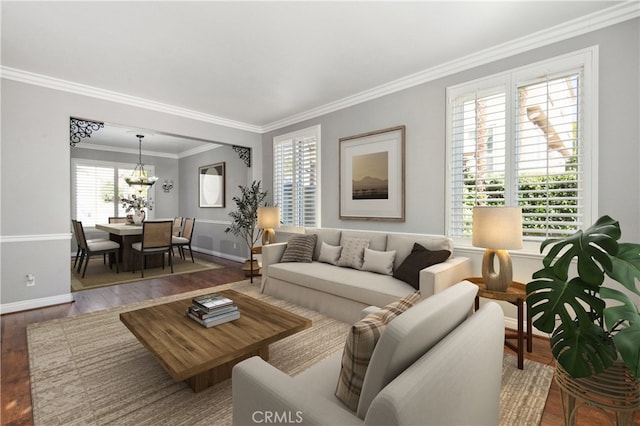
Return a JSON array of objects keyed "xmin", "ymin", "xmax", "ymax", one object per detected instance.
[{"xmin": 0, "ymin": 253, "xmax": 621, "ymax": 425}]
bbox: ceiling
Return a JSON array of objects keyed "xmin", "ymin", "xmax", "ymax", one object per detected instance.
[{"xmin": 1, "ymin": 1, "xmax": 630, "ymax": 153}]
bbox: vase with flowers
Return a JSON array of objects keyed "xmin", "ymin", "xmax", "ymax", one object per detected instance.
[{"xmin": 121, "ymin": 194, "xmax": 151, "ymax": 225}]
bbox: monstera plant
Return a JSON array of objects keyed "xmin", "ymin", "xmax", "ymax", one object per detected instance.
[{"xmin": 527, "ymin": 215, "xmax": 640, "ymax": 379}]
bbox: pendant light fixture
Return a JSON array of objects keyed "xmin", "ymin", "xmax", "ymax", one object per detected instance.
[{"xmin": 125, "ymin": 134, "xmax": 158, "ymax": 193}]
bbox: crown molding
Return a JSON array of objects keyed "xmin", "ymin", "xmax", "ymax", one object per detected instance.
[
  {"xmin": 0, "ymin": 67, "xmax": 263, "ymax": 134},
  {"xmin": 1, "ymin": 2, "xmax": 637, "ymax": 135},
  {"xmin": 260, "ymin": 1, "xmax": 639, "ymax": 132}
]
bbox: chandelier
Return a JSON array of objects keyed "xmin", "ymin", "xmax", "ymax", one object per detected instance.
[{"xmin": 125, "ymin": 134, "xmax": 158, "ymax": 193}]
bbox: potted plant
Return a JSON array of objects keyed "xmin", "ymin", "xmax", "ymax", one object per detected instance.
[
  {"xmin": 526, "ymin": 215, "xmax": 640, "ymax": 379},
  {"xmin": 225, "ymin": 180, "xmax": 268, "ymax": 276},
  {"xmin": 121, "ymin": 194, "xmax": 152, "ymax": 224}
]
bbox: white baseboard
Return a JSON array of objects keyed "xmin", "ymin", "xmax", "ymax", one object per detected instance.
[
  {"xmin": 191, "ymin": 246, "xmax": 245, "ymax": 264},
  {"xmin": 1, "ymin": 293, "xmax": 74, "ymax": 314},
  {"xmin": 504, "ymin": 316, "xmax": 547, "ymax": 338}
]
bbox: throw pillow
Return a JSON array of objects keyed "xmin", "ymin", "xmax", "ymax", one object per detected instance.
[
  {"xmin": 280, "ymin": 234, "xmax": 318, "ymax": 263},
  {"xmin": 393, "ymin": 243, "xmax": 451, "ymax": 290},
  {"xmin": 337, "ymin": 237, "xmax": 370, "ymax": 270},
  {"xmin": 318, "ymin": 241, "xmax": 342, "ymax": 265},
  {"xmin": 362, "ymin": 248, "xmax": 396, "ymax": 275},
  {"xmin": 335, "ymin": 291, "xmax": 421, "ymax": 412}
]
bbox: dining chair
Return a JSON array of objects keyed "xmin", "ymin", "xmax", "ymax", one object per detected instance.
[
  {"xmin": 172, "ymin": 217, "xmax": 195, "ymax": 263},
  {"xmin": 109, "ymin": 217, "xmax": 129, "ymax": 224},
  {"xmin": 131, "ymin": 221, "xmax": 174, "ymax": 278},
  {"xmin": 71, "ymin": 219, "xmax": 110, "ymax": 269},
  {"xmin": 73, "ymin": 220, "xmax": 120, "ymax": 278},
  {"xmin": 173, "ymin": 217, "xmax": 184, "ymax": 236}
]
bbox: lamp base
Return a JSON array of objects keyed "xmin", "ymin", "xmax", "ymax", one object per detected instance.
[
  {"xmin": 262, "ymin": 228, "xmax": 276, "ymax": 245},
  {"xmin": 481, "ymin": 249, "xmax": 513, "ymax": 292}
]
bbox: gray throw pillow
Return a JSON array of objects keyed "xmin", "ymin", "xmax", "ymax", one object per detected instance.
[
  {"xmin": 337, "ymin": 237, "xmax": 370, "ymax": 270},
  {"xmin": 281, "ymin": 234, "xmax": 318, "ymax": 263}
]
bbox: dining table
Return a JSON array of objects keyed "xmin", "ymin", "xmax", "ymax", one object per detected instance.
[{"xmin": 95, "ymin": 222, "xmax": 179, "ymax": 272}]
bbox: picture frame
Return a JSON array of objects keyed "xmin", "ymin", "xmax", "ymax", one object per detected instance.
[
  {"xmin": 199, "ymin": 162, "xmax": 225, "ymax": 208},
  {"xmin": 339, "ymin": 126, "xmax": 405, "ymax": 221}
]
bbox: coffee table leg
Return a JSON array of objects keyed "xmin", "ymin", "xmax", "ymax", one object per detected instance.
[{"xmin": 185, "ymin": 345, "xmax": 270, "ymax": 392}]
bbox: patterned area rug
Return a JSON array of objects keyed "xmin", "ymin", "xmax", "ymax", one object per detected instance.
[
  {"xmin": 28, "ymin": 281, "xmax": 554, "ymax": 425},
  {"xmin": 70, "ymin": 257, "xmax": 223, "ymax": 291}
]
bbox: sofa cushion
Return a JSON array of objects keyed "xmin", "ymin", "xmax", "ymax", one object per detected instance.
[
  {"xmin": 335, "ymin": 291, "xmax": 421, "ymax": 412},
  {"xmin": 281, "ymin": 234, "xmax": 317, "ymax": 263},
  {"xmin": 341, "ymin": 230, "xmax": 387, "ymax": 252},
  {"xmin": 337, "ymin": 237, "xmax": 370, "ymax": 269},
  {"xmin": 392, "ymin": 243, "xmax": 451, "ymax": 289},
  {"xmin": 362, "ymin": 248, "xmax": 395, "ymax": 276},
  {"xmin": 356, "ymin": 281, "xmax": 478, "ymax": 418},
  {"xmin": 305, "ymin": 228, "xmax": 342, "ymax": 261},
  {"xmin": 267, "ymin": 262, "xmax": 415, "ymax": 308},
  {"xmin": 318, "ymin": 242, "xmax": 342, "ymax": 265},
  {"xmin": 386, "ymin": 233, "xmax": 454, "ymax": 270}
]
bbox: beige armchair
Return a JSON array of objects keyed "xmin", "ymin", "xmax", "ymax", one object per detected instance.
[{"xmin": 232, "ymin": 281, "xmax": 504, "ymax": 425}]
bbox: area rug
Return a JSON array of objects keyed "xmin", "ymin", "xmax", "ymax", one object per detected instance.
[
  {"xmin": 70, "ymin": 257, "xmax": 223, "ymax": 291},
  {"xmin": 28, "ymin": 281, "xmax": 554, "ymax": 425}
]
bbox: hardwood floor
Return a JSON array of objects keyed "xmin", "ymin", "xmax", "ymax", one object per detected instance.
[{"xmin": 0, "ymin": 254, "xmax": 626, "ymax": 425}]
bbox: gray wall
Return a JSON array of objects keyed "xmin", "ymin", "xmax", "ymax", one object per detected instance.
[
  {"xmin": 261, "ymin": 19, "xmax": 640, "ymax": 316},
  {"xmin": 1, "ymin": 80, "xmax": 261, "ymax": 310}
]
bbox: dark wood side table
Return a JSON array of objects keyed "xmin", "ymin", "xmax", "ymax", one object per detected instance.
[{"xmin": 465, "ymin": 277, "xmax": 532, "ymax": 369}]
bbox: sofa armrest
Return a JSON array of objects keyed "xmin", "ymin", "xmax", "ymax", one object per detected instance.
[
  {"xmin": 418, "ymin": 257, "xmax": 472, "ymax": 297},
  {"xmin": 360, "ymin": 306, "xmax": 380, "ymax": 320},
  {"xmin": 232, "ymin": 356, "xmax": 363, "ymax": 426},
  {"xmin": 260, "ymin": 242, "xmax": 288, "ymax": 291}
]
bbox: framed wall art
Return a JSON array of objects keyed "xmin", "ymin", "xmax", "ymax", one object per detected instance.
[
  {"xmin": 199, "ymin": 162, "xmax": 225, "ymax": 208},
  {"xmin": 339, "ymin": 126, "xmax": 405, "ymax": 221}
]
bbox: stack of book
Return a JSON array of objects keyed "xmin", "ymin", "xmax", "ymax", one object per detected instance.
[{"xmin": 187, "ymin": 293, "xmax": 240, "ymax": 328}]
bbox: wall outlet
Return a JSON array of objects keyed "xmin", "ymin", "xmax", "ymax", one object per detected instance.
[
  {"xmin": 26, "ymin": 274, "xmax": 36, "ymax": 287},
  {"xmin": 233, "ymin": 242, "xmax": 237, "ymax": 249}
]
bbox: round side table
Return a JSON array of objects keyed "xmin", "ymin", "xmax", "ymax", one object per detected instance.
[{"xmin": 465, "ymin": 277, "xmax": 532, "ymax": 369}]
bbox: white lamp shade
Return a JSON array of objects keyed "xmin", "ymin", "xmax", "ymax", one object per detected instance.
[
  {"xmin": 472, "ymin": 206, "xmax": 523, "ymax": 250},
  {"xmin": 257, "ymin": 207, "xmax": 281, "ymax": 229}
]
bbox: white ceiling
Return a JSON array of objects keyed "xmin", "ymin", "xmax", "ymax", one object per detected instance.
[{"xmin": 1, "ymin": 1, "xmax": 630, "ymax": 153}]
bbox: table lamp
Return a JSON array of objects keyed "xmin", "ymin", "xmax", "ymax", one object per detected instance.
[
  {"xmin": 257, "ymin": 206, "xmax": 280, "ymax": 245},
  {"xmin": 472, "ymin": 206, "xmax": 523, "ymax": 291}
]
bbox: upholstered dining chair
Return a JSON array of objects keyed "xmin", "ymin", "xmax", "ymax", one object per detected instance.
[
  {"xmin": 173, "ymin": 217, "xmax": 184, "ymax": 236},
  {"xmin": 172, "ymin": 217, "xmax": 195, "ymax": 263},
  {"xmin": 73, "ymin": 219, "xmax": 120, "ymax": 278},
  {"xmin": 108, "ymin": 216, "xmax": 129, "ymax": 223},
  {"xmin": 131, "ymin": 221, "xmax": 174, "ymax": 278}
]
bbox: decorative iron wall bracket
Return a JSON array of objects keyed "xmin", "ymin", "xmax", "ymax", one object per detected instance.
[
  {"xmin": 70, "ymin": 117, "xmax": 104, "ymax": 146},
  {"xmin": 232, "ymin": 145, "xmax": 251, "ymax": 167}
]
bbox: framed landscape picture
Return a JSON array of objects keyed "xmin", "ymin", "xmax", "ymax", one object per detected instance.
[
  {"xmin": 339, "ymin": 126, "xmax": 405, "ymax": 221},
  {"xmin": 199, "ymin": 162, "xmax": 225, "ymax": 208}
]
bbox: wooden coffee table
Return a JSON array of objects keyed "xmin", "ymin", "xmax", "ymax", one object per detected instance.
[{"xmin": 120, "ymin": 289, "xmax": 311, "ymax": 392}]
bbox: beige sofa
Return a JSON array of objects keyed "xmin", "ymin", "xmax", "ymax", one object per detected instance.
[
  {"xmin": 233, "ymin": 281, "xmax": 505, "ymax": 425},
  {"xmin": 261, "ymin": 228, "xmax": 472, "ymax": 324}
]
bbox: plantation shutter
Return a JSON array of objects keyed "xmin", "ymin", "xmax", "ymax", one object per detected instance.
[
  {"xmin": 515, "ymin": 71, "xmax": 583, "ymax": 238},
  {"xmin": 73, "ymin": 160, "xmax": 156, "ymax": 226},
  {"xmin": 449, "ymin": 61, "xmax": 585, "ymax": 242},
  {"xmin": 450, "ymin": 88, "xmax": 507, "ymax": 238},
  {"xmin": 74, "ymin": 163, "xmax": 116, "ymax": 226},
  {"xmin": 273, "ymin": 127, "xmax": 319, "ymax": 227}
]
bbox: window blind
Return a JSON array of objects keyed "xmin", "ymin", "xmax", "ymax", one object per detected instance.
[
  {"xmin": 72, "ymin": 159, "xmax": 155, "ymax": 226},
  {"xmin": 273, "ymin": 126, "xmax": 319, "ymax": 227},
  {"xmin": 448, "ymin": 54, "xmax": 588, "ymax": 242}
]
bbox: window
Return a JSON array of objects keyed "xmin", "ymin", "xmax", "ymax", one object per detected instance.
[
  {"xmin": 447, "ymin": 49, "xmax": 597, "ymax": 244},
  {"xmin": 273, "ymin": 125, "xmax": 320, "ymax": 227},
  {"xmin": 72, "ymin": 159, "xmax": 155, "ymax": 226}
]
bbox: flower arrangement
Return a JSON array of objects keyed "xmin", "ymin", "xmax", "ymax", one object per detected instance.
[{"xmin": 121, "ymin": 194, "xmax": 151, "ymax": 212}]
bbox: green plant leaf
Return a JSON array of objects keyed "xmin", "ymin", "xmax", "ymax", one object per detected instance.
[
  {"xmin": 527, "ymin": 268, "xmax": 603, "ymax": 334},
  {"xmin": 551, "ymin": 320, "xmax": 617, "ymax": 377},
  {"xmin": 600, "ymin": 287, "xmax": 640, "ymax": 377},
  {"xmin": 541, "ymin": 215, "xmax": 619, "ymax": 285},
  {"xmin": 607, "ymin": 243, "xmax": 640, "ymax": 296}
]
